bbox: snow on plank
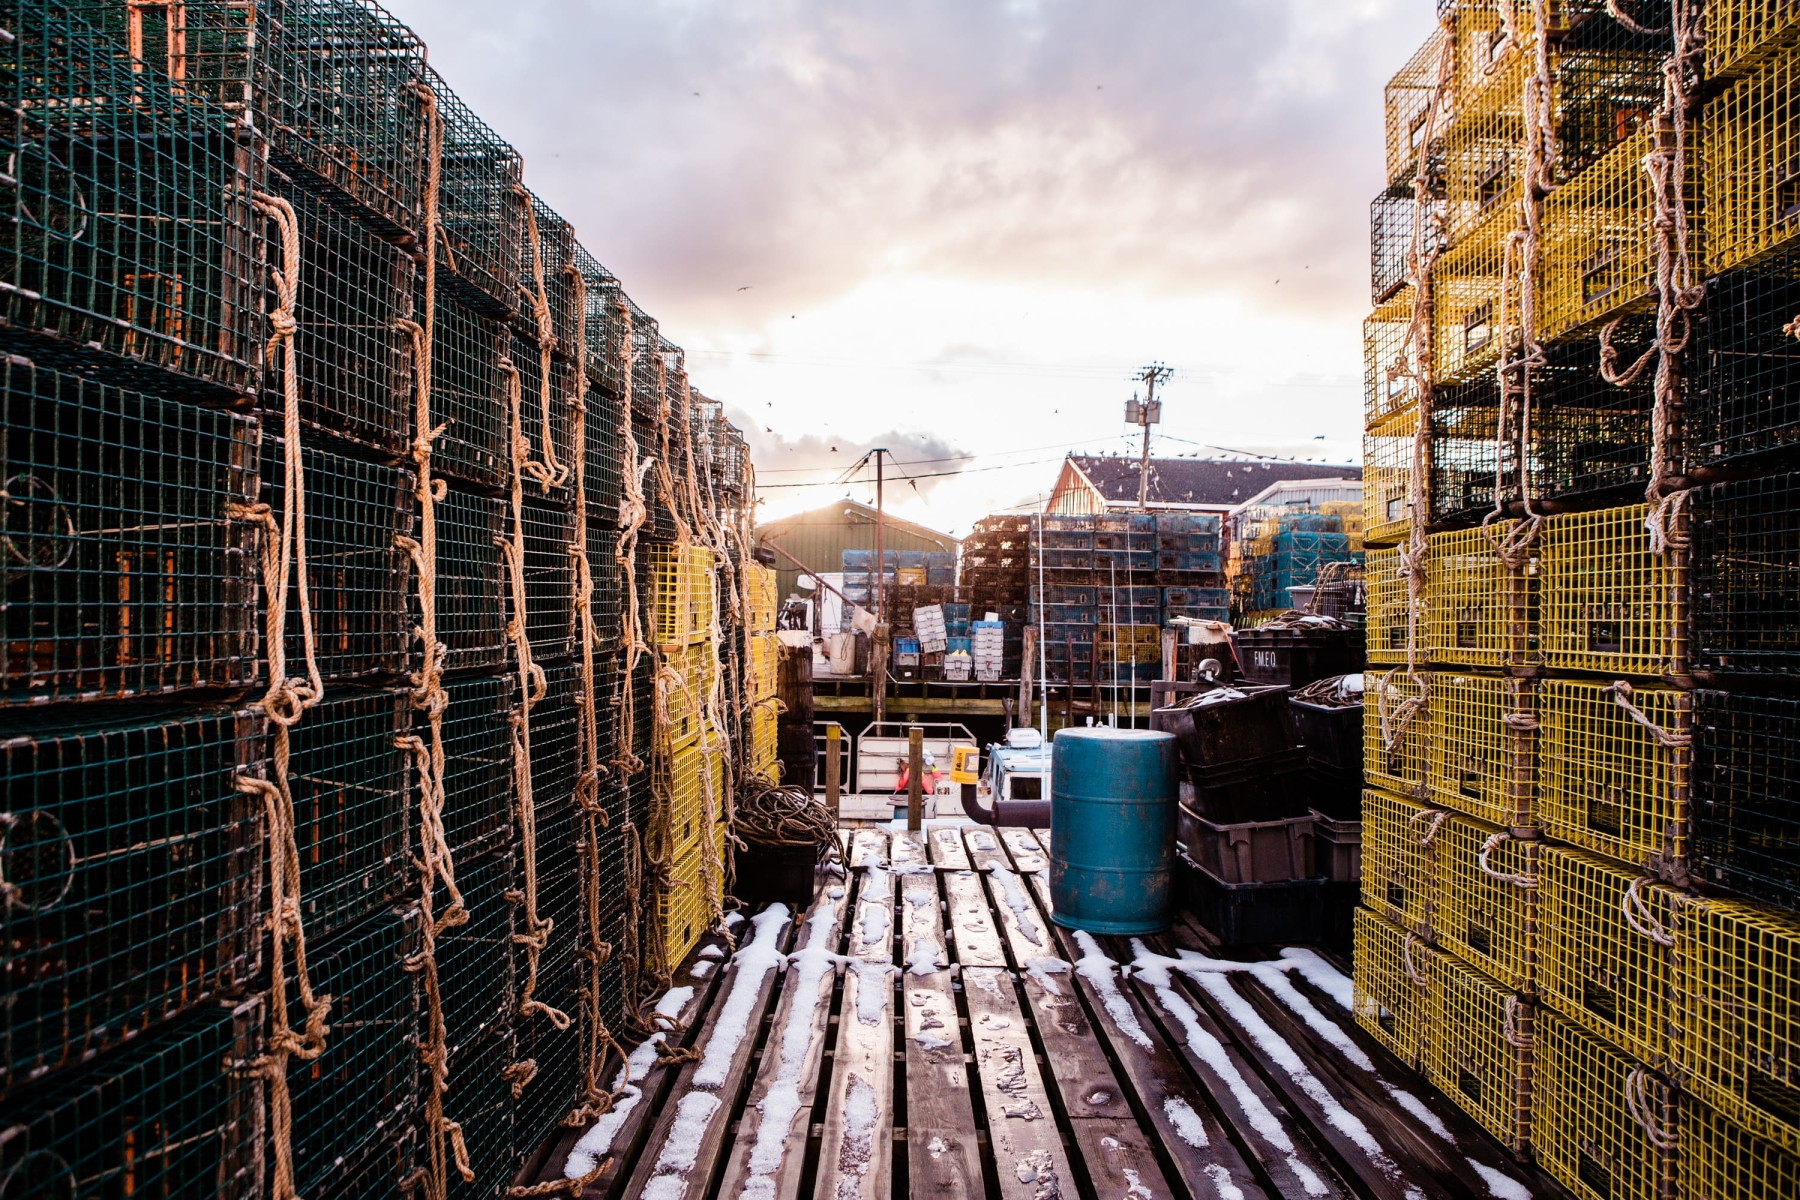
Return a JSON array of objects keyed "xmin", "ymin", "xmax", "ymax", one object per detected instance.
[
  {"xmin": 1072, "ymin": 1117, "xmax": 1180, "ymax": 1200},
  {"xmin": 989, "ymin": 835, "xmax": 1272, "ymax": 1200},
  {"xmin": 997, "ymin": 827, "xmax": 1047, "ymax": 875},
  {"xmin": 929, "ymin": 824, "xmax": 972, "ymax": 870},
  {"xmin": 818, "ymin": 829, "xmax": 896, "ymax": 1200},
  {"xmin": 713, "ymin": 880, "xmax": 852, "ymax": 1200},
  {"xmin": 621, "ymin": 904, "xmax": 795, "ymax": 1200},
  {"xmin": 961, "ymin": 965, "xmax": 1076, "ymax": 1200},
  {"xmin": 895, "ymin": 829, "xmax": 984, "ymax": 1200}
]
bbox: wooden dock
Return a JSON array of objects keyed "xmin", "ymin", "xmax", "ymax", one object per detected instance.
[{"xmin": 529, "ymin": 826, "xmax": 1570, "ymax": 1200}]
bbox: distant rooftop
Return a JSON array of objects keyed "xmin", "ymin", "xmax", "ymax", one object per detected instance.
[{"xmin": 1063, "ymin": 455, "xmax": 1362, "ymax": 508}]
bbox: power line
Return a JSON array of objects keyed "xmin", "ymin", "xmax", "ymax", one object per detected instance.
[{"xmin": 755, "ymin": 454, "xmax": 1068, "ymax": 489}]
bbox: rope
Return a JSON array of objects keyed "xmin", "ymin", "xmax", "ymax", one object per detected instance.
[
  {"xmin": 1622, "ymin": 876, "xmax": 1677, "ymax": 947},
  {"xmin": 239, "ymin": 189, "xmax": 330, "ymax": 1200},
  {"xmin": 1606, "ymin": 0, "xmax": 1671, "ymax": 36},
  {"xmin": 1377, "ymin": 666, "xmax": 1428, "ymax": 757},
  {"xmin": 559, "ymin": 262, "xmax": 632, "ymax": 1135},
  {"xmin": 500, "ymin": 356, "xmax": 573, "ymax": 1077},
  {"xmin": 1403, "ymin": 931, "xmax": 1430, "ymax": 989},
  {"xmin": 1502, "ymin": 994, "xmax": 1534, "ymax": 1049},
  {"xmin": 1624, "ymin": 1066, "xmax": 1679, "ymax": 1149},
  {"xmin": 514, "ymin": 187, "xmax": 568, "ymax": 493},
  {"xmin": 1408, "ymin": 807, "xmax": 1450, "ymax": 848},
  {"xmin": 733, "ymin": 783, "xmax": 844, "ymax": 862},
  {"xmin": 1477, "ymin": 831, "xmax": 1538, "ymax": 889},
  {"xmin": 1607, "ymin": 680, "xmax": 1691, "ymax": 748},
  {"xmin": 1600, "ymin": 2, "xmax": 1706, "ymax": 556}
]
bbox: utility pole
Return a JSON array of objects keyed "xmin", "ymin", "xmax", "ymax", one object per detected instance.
[
  {"xmin": 1127, "ymin": 363, "xmax": 1173, "ymax": 511},
  {"xmin": 872, "ymin": 448, "xmax": 888, "ymax": 724},
  {"xmin": 874, "ymin": 448, "xmax": 886, "ymax": 623}
]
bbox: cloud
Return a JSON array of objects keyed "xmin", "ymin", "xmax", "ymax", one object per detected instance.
[{"xmin": 736, "ymin": 412, "xmax": 967, "ymax": 504}]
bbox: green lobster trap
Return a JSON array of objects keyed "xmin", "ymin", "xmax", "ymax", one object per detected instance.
[
  {"xmin": 421, "ymin": 277, "xmax": 509, "ymax": 490},
  {"xmin": 519, "ymin": 494, "xmax": 576, "ymax": 662},
  {"xmin": 0, "ymin": 707, "xmax": 264, "ymax": 1096},
  {"xmin": 420, "ymin": 61, "xmax": 523, "ymax": 316},
  {"xmin": 2, "ymin": 358, "xmax": 260, "ymax": 704},
  {"xmin": 434, "ymin": 671, "xmax": 516, "ymax": 861},
  {"xmin": 434, "ymin": 846, "xmax": 517, "ymax": 1045},
  {"xmin": 433, "ymin": 484, "xmax": 509, "ymax": 673}
]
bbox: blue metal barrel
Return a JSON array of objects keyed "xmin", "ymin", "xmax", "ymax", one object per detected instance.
[{"xmin": 1049, "ymin": 727, "xmax": 1179, "ymax": 934}]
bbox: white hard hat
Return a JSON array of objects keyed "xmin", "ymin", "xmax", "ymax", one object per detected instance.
[{"xmin": 922, "ymin": 750, "xmax": 937, "ymax": 768}]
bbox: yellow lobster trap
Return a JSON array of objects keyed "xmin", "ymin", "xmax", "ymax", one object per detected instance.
[
  {"xmin": 1535, "ymin": 1010, "xmax": 1676, "ymax": 1200},
  {"xmin": 1434, "ymin": 812, "xmax": 1538, "ymax": 994},
  {"xmin": 1539, "ymin": 679, "xmax": 1689, "ymax": 870},
  {"xmin": 1425, "ymin": 524, "xmax": 1539, "ymax": 667},
  {"xmin": 1426, "ymin": 952, "xmax": 1532, "ymax": 1154},
  {"xmin": 1364, "ymin": 414, "xmax": 1420, "ymax": 549},
  {"xmin": 1365, "ymin": 546, "xmax": 1423, "ymax": 667},
  {"xmin": 1682, "ymin": 1092, "xmax": 1800, "ymax": 1200},
  {"xmin": 1354, "ymin": 905, "xmax": 1432, "ymax": 1070},
  {"xmin": 1362, "ymin": 788, "xmax": 1443, "ymax": 936},
  {"xmin": 1539, "ymin": 845, "xmax": 1676, "ymax": 1067},
  {"xmin": 1365, "ymin": 668, "xmax": 1431, "ymax": 796},
  {"xmin": 1427, "ymin": 673, "xmax": 1537, "ymax": 829},
  {"xmin": 1540, "ymin": 504, "xmax": 1687, "ymax": 678},
  {"xmin": 647, "ymin": 542, "xmax": 716, "ymax": 646},
  {"xmin": 1704, "ymin": 49, "xmax": 1800, "ymax": 274}
]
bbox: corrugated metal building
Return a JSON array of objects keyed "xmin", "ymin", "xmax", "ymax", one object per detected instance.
[{"xmin": 757, "ymin": 500, "xmax": 959, "ymax": 601}]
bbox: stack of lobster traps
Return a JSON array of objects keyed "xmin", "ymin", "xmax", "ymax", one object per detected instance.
[
  {"xmin": 0, "ymin": 2, "xmax": 756, "ymax": 1194},
  {"xmin": 1357, "ymin": 4, "xmax": 1800, "ymax": 1197}
]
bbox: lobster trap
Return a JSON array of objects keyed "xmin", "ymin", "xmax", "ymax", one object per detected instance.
[
  {"xmin": 442, "ymin": 1021, "xmax": 519, "ymax": 1200},
  {"xmin": 1539, "ymin": 679, "xmax": 1689, "ymax": 870},
  {"xmin": 514, "ymin": 189, "xmax": 578, "ymax": 360},
  {"xmin": 512, "ymin": 933, "xmax": 583, "ymax": 1157},
  {"xmin": 1363, "ymin": 409, "xmax": 1418, "ymax": 548},
  {"xmin": 1432, "ymin": 205, "xmax": 1517, "ymax": 387},
  {"xmin": 518, "ymin": 494, "xmax": 575, "ymax": 663},
  {"xmin": 1425, "ymin": 524, "xmax": 1538, "ymax": 667},
  {"xmin": 1, "ymin": 1, "xmax": 262, "ymax": 400},
  {"xmin": 1353, "ymin": 904, "xmax": 1431, "ymax": 1069},
  {"xmin": 1706, "ymin": 0, "xmax": 1800, "ymax": 80},
  {"xmin": 1692, "ymin": 472, "xmax": 1800, "ymax": 676},
  {"xmin": 421, "ymin": 62, "xmax": 523, "ymax": 316},
  {"xmin": 1434, "ymin": 812, "xmax": 1538, "ymax": 993},
  {"xmin": 1385, "ymin": 25, "xmax": 1451, "ymax": 191},
  {"xmin": 1441, "ymin": 52, "xmax": 1530, "ymax": 256},
  {"xmin": 259, "ymin": 0, "xmax": 429, "ymax": 238},
  {"xmin": 1534, "ymin": 1009, "xmax": 1675, "ymax": 1200},
  {"xmin": 1538, "ymin": 844, "xmax": 1675, "ymax": 1066},
  {"xmin": 657, "ymin": 838, "xmax": 715, "ymax": 974},
  {"xmin": 1550, "ymin": 12, "xmax": 1668, "ymax": 184},
  {"xmin": 1703, "ymin": 49, "xmax": 1800, "ymax": 275},
  {"xmin": 55, "ymin": 0, "xmax": 258, "ymax": 112},
  {"xmin": 422, "ymin": 278, "xmax": 508, "ymax": 490},
  {"xmin": 1363, "ymin": 547, "xmax": 1420, "ymax": 666},
  {"xmin": 1371, "ymin": 191, "xmax": 1443, "ymax": 308},
  {"xmin": 1540, "ymin": 503, "xmax": 1687, "ymax": 677},
  {"xmin": 433, "ymin": 485, "xmax": 508, "ymax": 674},
  {"xmin": 647, "ymin": 542, "xmax": 716, "ymax": 647},
  {"xmin": 1682, "ymin": 1093, "xmax": 1800, "ymax": 1200},
  {"xmin": 526, "ymin": 659, "xmax": 582, "ymax": 822},
  {"xmin": 261, "ymin": 433, "xmax": 415, "ymax": 681},
  {"xmin": 1690, "ymin": 241, "xmax": 1800, "ymax": 472},
  {"xmin": 0, "ymin": 707, "xmax": 264, "ymax": 1095},
  {"xmin": 1677, "ymin": 896, "xmax": 1800, "ymax": 1155},
  {"xmin": 1427, "ymin": 673, "xmax": 1537, "ymax": 828},
  {"xmin": 1428, "ymin": 378, "xmax": 1508, "ymax": 527},
  {"xmin": 1362, "ymin": 787, "xmax": 1441, "ymax": 935},
  {"xmin": 290, "ymin": 903, "xmax": 422, "ymax": 1199},
  {"xmin": 1364, "ymin": 286, "xmax": 1423, "ymax": 424},
  {"xmin": 1366, "ymin": 670, "xmax": 1431, "ymax": 794},
  {"xmin": 434, "ymin": 847, "xmax": 517, "ymax": 1044},
  {"xmin": 0, "ymin": 995, "xmax": 265, "ymax": 1200},
  {"xmin": 1694, "ymin": 688, "xmax": 1800, "ymax": 911},
  {"xmin": 1534, "ymin": 313, "xmax": 1658, "ymax": 505},
  {"xmin": 1, "ymin": 358, "xmax": 260, "ymax": 704},
  {"xmin": 509, "ymin": 325, "xmax": 578, "ymax": 498},
  {"xmin": 434, "ymin": 671, "xmax": 515, "ymax": 861},
  {"xmin": 287, "ymin": 686, "xmax": 410, "ymax": 940},
  {"xmin": 1425, "ymin": 951, "xmax": 1531, "ymax": 1154},
  {"xmin": 264, "ymin": 164, "xmax": 416, "ymax": 455}
]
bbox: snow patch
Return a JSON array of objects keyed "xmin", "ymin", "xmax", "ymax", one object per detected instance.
[
  {"xmin": 1278, "ymin": 947, "xmax": 1354, "ymax": 1011},
  {"xmin": 690, "ymin": 961, "xmax": 713, "ymax": 978},
  {"xmin": 1023, "ymin": 957, "xmax": 1070, "ymax": 996},
  {"xmin": 1204, "ymin": 1164, "xmax": 1245, "ymax": 1200},
  {"xmin": 834, "ymin": 1074, "xmax": 880, "ymax": 1199},
  {"xmin": 1122, "ymin": 1167, "xmax": 1154, "ymax": 1199},
  {"xmin": 1389, "ymin": 1088, "xmax": 1455, "ymax": 1143},
  {"xmin": 640, "ymin": 1090, "xmax": 723, "ymax": 1197},
  {"xmin": 1163, "ymin": 1096, "xmax": 1209, "ymax": 1148},
  {"xmin": 850, "ymin": 959, "xmax": 895, "ymax": 1025},
  {"xmin": 741, "ymin": 906, "xmax": 844, "ymax": 1194},
  {"xmin": 723, "ymin": 911, "xmax": 744, "ymax": 927},
  {"xmin": 984, "ymin": 864, "xmax": 1045, "ymax": 946},
  {"xmin": 1071, "ymin": 932, "xmax": 1152, "ymax": 1048},
  {"xmin": 698, "ymin": 944, "xmax": 724, "ymax": 960},
  {"xmin": 907, "ymin": 935, "xmax": 945, "ymax": 977},
  {"xmin": 1467, "ymin": 1159, "xmax": 1533, "ymax": 1200},
  {"xmin": 562, "ymin": 987, "xmax": 696, "ymax": 1177},
  {"xmin": 857, "ymin": 864, "xmax": 891, "ymax": 951},
  {"xmin": 692, "ymin": 905, "xmax": 790, "ymax": 1091}
]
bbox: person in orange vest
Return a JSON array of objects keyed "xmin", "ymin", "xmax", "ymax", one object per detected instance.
[{"xmin": 894, "ymin": 749, "xmax": 941, "ymax": 795}]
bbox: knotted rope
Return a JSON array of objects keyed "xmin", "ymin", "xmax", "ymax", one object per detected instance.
[
  {"xmin": 1599, "ymin": 0, "xmax": 1706, "ymax": 556},
  {"xmin": 1622, "ymin": 875, "xmax": 1677, "ymax": 947},
  {"xmin": 1477, "ymin": 831, "xmax": 1538, "ymax": 889},
  {"xmin": 515, "ymin": 187, "xmax": 569, "ymax": 493},
  {"xmin": 1409, "ymin": 807, "xmax": 1450, "ymax": 848},
  {"xmin": 239, "ymin": 189, "xmax": 330, "ymax": 1200},
  {"xmin": 1502, "ymin": 994, "xmax": 1534, "ymax": 1049},
  {"xmin": 1607, "ymin": 680, "xmax": 1691, "ymax": 748},
  {"xmin": 500, "ymin": 357, "xmax": 573, "ymax": 1087},
  {"xmin": 1625, "ymin": 1065, "xmax": 1679, "ymax": 1149}
]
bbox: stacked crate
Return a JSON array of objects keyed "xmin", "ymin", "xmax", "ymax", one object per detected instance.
[
  {"xmin": 743, "ymin": 562, "xmax": 781, "ymax": 779},
  {"xmin": 1, "ymin": 1, "xmax": 754, "ymax": 1193},
  {"xmin": 1228, "ymin": 507, "xmax": 1363, "ymax": 620},
  {"xmin": 1358, "ymin": 4, "xmax": 1800, "ymax": 1195}
]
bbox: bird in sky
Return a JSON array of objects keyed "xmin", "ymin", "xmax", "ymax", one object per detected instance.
[{"xmin": 737, "ymin": 286, "xmax": 752, "ymax": 291}]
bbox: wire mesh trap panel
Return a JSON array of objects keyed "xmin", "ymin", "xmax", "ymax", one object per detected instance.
[
  {"xmin": 260, "ymin": 0, "xmax": 429, "ymax": 239},
  {"xmin": 53, "ymin": 0, "xmax": 258, "ymax": 113},
  {"xmin": 435, "ymin": 846, "xmax": 518, "ymax": 1047},
  {"xmin": 1430, "ymin": 376, "xmax": 1507, "ymax": 531},
  {"xmin": 1692, "ymin": 472, "xmax": 1800, "ymax": 677},
  {"xmin": 1551, "ymin": 11, "xmax": 1667, "ymax": 182},
  {"xmin": 1706, "ymin": 0, "xmax": 1800, "ymax": 81},
  {"xmin": 442, "ymin": 1021, "xmax": 519, "ymax": 1200},
  {"xmin": 434, "ymin": 485, "xmax": 508, "ymax": 674},
  {"xmin": 425, "ymin": 278, "xmax": 508, "ymax": 490},
  {"xmin": 1365, "ymin": 671, "xmax": 1430, "ymax": 794},
  {"xmin": 1, "ymin": 2, "xmax": 262, "ymax": 401},
  {"xmin": 1534, "ymin": 313, "xmax": 1657, "ymax": 504},
  {"xmin": 1540, "ymin": 504, "xmax": 1686, "ymax": 678},
  {"xmin": 0, "ymin": 995, "xmax": 265, "ymax": 1200},
  {"xmin": 434, "ymin": 671, "xmax": 515, "ymax": 862},
  {"xmin": 289, "ymin": 904, "xmax": 422, "ymax": 1198},
  {"xmin": 260, "ymin": 433, "xmax": 415, "ymax": 681},
  {"xmin": 1363, "ymin": 409, "xmax": 1418, "ymax": 548},
  {"xmin": 1425, "ymin": 950, "xmax": 1529, "ymax": 1153},
  {"xmin": 1371, "ymin": 193, "xmax": 1442, "ymax": 307},
  {"xmin": 527, "ymin": 659, "xmax": 582, "ymax": 824},
  {"xmin": 509, "ymin": 327, "xmax": 578, "ymax": 498},
  {"xmin": 1683, "ymin": 1092, "xmax": 1800, "ymax": 1200},
  {"xmin": 0, "ymin": 706, "xmax": 264, "ymax": 1096},
  {"xmin": 1677, "ymin": 897, "xmax": 1800, "ymax": 1155},
  {"xmin": 514, "ymin": 189, "xmax": 578, "ymax": 361},
  {"xmin": 423, "ymin": 62, "xmax": 523, "ymax": 316},
  {"xmin": 1362, "ymin": 787, "xmax": 1439, "ymax": 935},
  {"xmin": 512, "ymin": 935, "xmax": 581, "ymax": 1156},
  {"xmin": 1, "ymin": 359, "xmax": 260, "ymax": 705},
  {"xmin": 262, "ymin": 162, "xmax": 416, "ymax": 455},
  {"xmin": 286, "ymin": 686, "xmax": 410, "ymax": 941},
  {"xmin": 1364, "ymin": 286, "xmax": 1422, "ymax": 426},
  {"xmin": 519, "ymin": 495, "xmax": 576, "ymax": 662},
  {"xmin": 1704, "ymin": 48, "xmax": 1800, "ymax": 276},
  {"xmin": 1434, "ymin": 811, "xmax": 1536, "ymax": 993},
  {"xmin": 1353, "ymin": 904, "xmax": 1430, "ymax": 1069},
  {"xmin": 1535, "ymin": 1009, "xmax": 1673, "ymax": 1200},
  {"xmin": 1538, "ymin": 844, "xmax": 1675, "ymax": 1067},
  {"xmin": 1540, "ymin": 679, "xmax": 1688, "ymax": 869},
  {"xmin": 1427, "ymin": 673, "xmax": 1536, "ymax": 828},
  {"xmin": 1695, "ymin": 689, "xmax": 1800, "ymax": 911},
  {"xmin": 1425, "ymin": 524, "xmax": 1538, "ymax": 667},
  {"xmin": 1691, "ymin": 242, "xmax": 1800, "ymax": 472}
]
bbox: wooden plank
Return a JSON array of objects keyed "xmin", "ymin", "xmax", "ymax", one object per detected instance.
[
  {"xmin": 928, "ymin": 825, "xmax": 971, "ymax": 870},
  {"xmin": 940, "ymin": 869, "xmax": 1006, "ymax": 969},
  {"xmin": 997, "ymin": 827, "xmax": 1047, "ymax": 875},
  {"xmin": 1162, "ymin": 916, "xmax": 1560, "ymax": 1200},
  {"xmin": 712, "ymin": 881, "xmax": 852, "ymax": 1200},
  {"xmin": 962, "ymin": 828, "xmax": 1123, "ymax": 1121},
  {"xmin": 962, "ymin": 966, "xmax": 1077, "ymax": 1200},
  {"xmin": 894, "ymin": 829, "xmax": 984, "ymax": 1200},
  {"xmin": 817, "ymin": 829, "xmax": 896, "ymax": 1200},
  {"xmin": 620, "ymin": 905, "xmax": 795, "ymax": 1200},
  {"xmin": 1030, "ymin": 828, "xmax": 1051, "ymax": 852},
  {"xmin": 547, "ymin": 933, "xmax": 729, "ymax": 1198},
  {"xmin": 1070, "ymin": 1117, "xmax": 1179, "ymax": 1200},
  {"xmin": 989, "ymin": 832, "xmax": 1276, "ymax": 1200}
]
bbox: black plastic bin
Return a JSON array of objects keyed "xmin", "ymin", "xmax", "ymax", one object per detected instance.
[
  {"xmin": 734, "ymin": 842, "xmax": 820, "ymax": 909},
  {"xmin": 1234, "ymin": 627, "xmax": 1364, "ymax": 688},
  {"xmin": 1318, "ymin": 880, "xmax": 1358, "ymax": 958},
  {"xmin": 1289, "ymin": 693, "xmax": 1363, "ymax": 772},
  {"xmin": 1153, "ymin": 683, "xmax": 1297, "ymax": 769},
  {"xmin": 1185, "ymin": 747, "xmax": 1312, "ymax": 823},
  {"xmin": 1178, "ymin": 853, "xmax": 1326, "ymax": 947},
  {"xmin": 1304, "ymin": 759, "xmax": 1363, "ymax": 820}
]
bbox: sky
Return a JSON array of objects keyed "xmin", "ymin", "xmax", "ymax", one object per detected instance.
[{"xmin": 383, "ymin": 0, "xmax": 1439, "ymax": 535}]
